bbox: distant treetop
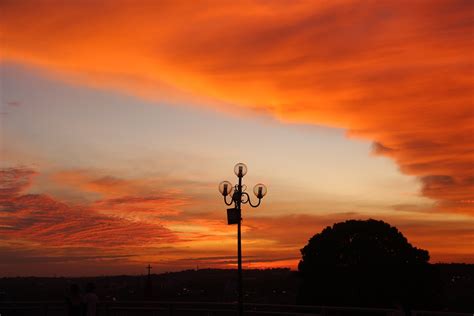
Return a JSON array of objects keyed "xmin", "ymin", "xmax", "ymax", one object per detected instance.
[{"xmin": 299, "ymin": 219, "xmax": 429, "ymax": 271}]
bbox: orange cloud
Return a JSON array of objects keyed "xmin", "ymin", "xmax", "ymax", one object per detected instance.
[
  {"xmin": 53, "ymin": 170, "xmax": 157, "ymax": 198},
  {"xmin": 94, "ymin": 196, "xmax": 183, "ymax": 216},
  {"xmin": 0, "ymin": 168, "xmax": 178, "ymax": 247},
  {"xmin": 0, "ymin": 167, "xmax": 187, "ymax": 275},
  {"xmin": 1, "ymin": 0, "xmax": 472, "ymax": 215},
  {"xmin": 1, "ymin": 194, "xmax": 177, "ymax": 247},
  {"xmin": 0, "ymin": 167, "xmax": 37, "ymax": 203},
  {"xmin": 52, "ymin": 169, "xmax": 189, "ymax": 217}
]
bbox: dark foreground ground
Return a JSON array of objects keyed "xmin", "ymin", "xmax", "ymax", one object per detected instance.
[{"xmin": 0, "ymin": 264, "xmax": 473, "ymax": 313}]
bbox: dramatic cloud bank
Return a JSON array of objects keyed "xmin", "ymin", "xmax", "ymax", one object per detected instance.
[{"xmin": 2, "ymin": 0, "xmax": 472, "ymax": 215}]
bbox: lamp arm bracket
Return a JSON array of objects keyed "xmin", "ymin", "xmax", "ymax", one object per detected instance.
[
  {"xmin": 242, "ymin": 192, "xmax": 261, "ymax": 208},
  {"xmin": 224, "ymin": 195, "xmax": 234, "ymax": 206}
]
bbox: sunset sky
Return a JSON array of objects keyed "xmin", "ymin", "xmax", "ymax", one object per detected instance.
[{"xmin": 1, "ymin": 0, "xmax": 473, "ymax": 276}]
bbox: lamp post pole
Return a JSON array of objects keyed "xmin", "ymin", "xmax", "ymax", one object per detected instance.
[
  {"xmin": 219, "ymin": 163, "xmax": 267, "ymax": 316},
  {"xmin": 237, "ymin": 174, "xmax": 243, "ymax": 316}
]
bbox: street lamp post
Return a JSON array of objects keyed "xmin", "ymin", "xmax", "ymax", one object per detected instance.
[{"xmin": 219, "ymin": 163, "xmax": 267, "ymax": 316}]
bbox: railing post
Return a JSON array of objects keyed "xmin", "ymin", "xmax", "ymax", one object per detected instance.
[{"xmin": 321, "ymin": 305, "xmax": 327, "ymax": 316}]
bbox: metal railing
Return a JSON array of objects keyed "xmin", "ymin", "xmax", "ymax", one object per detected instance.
[
  {"xmin": 0, "ymin": 301, "xmax": 471, "ymax": 316},
  {"xmin": 411, "ymin": 312, "xmax": 472, "ymax": 316}
]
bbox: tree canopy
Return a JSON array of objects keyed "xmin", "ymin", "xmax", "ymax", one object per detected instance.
[
  {"xmin": 299, "ymin": 219, "xmax": 429, "ymax": 269},
  {"xmin": 298, "ymin": 219, "xmax": 438, "ymax": 308}
]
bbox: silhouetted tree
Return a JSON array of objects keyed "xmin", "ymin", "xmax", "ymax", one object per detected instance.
[{"xmin": 298, "ymin": 219, "xmax": 440, "ymax": 309}]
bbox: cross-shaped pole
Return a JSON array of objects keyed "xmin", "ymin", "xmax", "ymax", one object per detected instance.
[{"xmin": 146, "ymin": 264, "xmax": 152, "ymax": 277}]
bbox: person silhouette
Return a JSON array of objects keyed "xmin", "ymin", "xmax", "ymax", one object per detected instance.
[
  {"xmin": 66, "ymin": 284, "xmax": 83, "ymax": 316},
  {"xmin": 83, "ymin": 282, "xmax": 98, "ymax": 316}
]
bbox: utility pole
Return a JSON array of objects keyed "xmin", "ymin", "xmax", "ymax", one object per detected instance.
[{"xmin": 145, "ymin": 264, "xmax": 153, "ymax": 298}]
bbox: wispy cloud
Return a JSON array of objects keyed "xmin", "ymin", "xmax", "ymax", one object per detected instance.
[
  {"xmin": 0, "ymin": 167, "xmax": 37, "ymax": 203},
  {"xmin": 0, "ymin": 167, "xmax": 181, "ymax": 274}
]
